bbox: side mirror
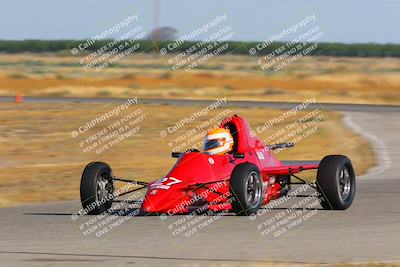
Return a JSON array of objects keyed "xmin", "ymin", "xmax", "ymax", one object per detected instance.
[
  {"xmin": 171, "ymin": 152, "xmax": 182, "ymax": 158},
  {"xmin": 267, "ymin": 143, "xmax": 294, "ymax": 150},
  {"xmin": 172, "ymin": 149, "xmax": 200, "ymax": 158},
  {"xmin": 233, "ymin": 153, "xmax": 245, "ymax": 158}
]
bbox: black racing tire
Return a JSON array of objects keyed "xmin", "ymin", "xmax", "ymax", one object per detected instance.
[
  {"xmin": 80, "ymin": 162, "xmax": 114, "ymax": 215},
  {"xmin": 316, "ymin": 155, "xmax": 356, "ymax": 210},
  {"xmin": 230, "ymin": 163, "xmax": 263, "ymax": 215}
]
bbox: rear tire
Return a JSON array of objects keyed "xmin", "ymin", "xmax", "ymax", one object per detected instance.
[
  {"xmin": 316, "ymin": 155, "xmax": 356, "ymax": 210},
  {"xmin": 80, "ymin": 162, "xmax": 114, "ymax": 215},
  {"xmin": 230, "ymin": 163, "xmax": 263, "ymax": 215}
]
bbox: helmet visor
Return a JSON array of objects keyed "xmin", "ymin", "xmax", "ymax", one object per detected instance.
[{"xmin": 204, "ymin": 138, "xmax": 225, "ymax": 151}]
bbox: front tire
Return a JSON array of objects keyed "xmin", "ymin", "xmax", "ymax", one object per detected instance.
[
  {"xmin": 80, "ymin": 162, "xmax": 114, "ymax": 215},
  {"xmin": 316, "ymin": 155, "xmax": 356, "ymax": 210},
  {"xmin": 230, "ymin": 163, "xmax": 263, "ymax": 215}
]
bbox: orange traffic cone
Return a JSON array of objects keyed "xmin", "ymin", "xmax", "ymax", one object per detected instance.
[{"xmin": 15, "ymin": 93, "xmax": 23, "ymax": 103}]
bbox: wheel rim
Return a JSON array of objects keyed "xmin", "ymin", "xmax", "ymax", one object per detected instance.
[
  {"xmin": 245, "ymin": 171, "xmax": 262, "ymax": 208},
  {"xmin": 96, "ymin": 173, "xmax": 113, "ymax": 201},
  {"xmin": 339, "ymin": 166, "xmax": 351, "ymax": 201}
]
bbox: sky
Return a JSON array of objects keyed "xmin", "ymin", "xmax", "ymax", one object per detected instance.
[{"xmin": 0, "ymin": 0, "xmax": 399, "ymax": 44}]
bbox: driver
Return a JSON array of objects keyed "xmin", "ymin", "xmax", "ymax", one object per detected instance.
[{"xmin": 203, "ymin": 127, "xmax": 234, "ymax": 155}]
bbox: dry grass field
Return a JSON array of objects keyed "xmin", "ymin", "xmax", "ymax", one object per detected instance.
[
  {"xmin": 0, "ymin": 102, "xmax": 373, "ymax": 207},
  {"xmin": 0, "ymin": 53, "xmax": 399, "ymax": 104}
]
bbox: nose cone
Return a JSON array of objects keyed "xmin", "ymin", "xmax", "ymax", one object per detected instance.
[
  {"xmin": 141, "ymin": 189, "xmax": 164, "ymax": 213},
  {"xmin": 140, "ymin": 188, "xmax": 189, "ymax": 214},
  {"xmin": 169, "ymin": 153, "xmax": 214, "ymax": 183},
  {"xmin": 140, "ymin": 152, "xmax": 215, "ymax": 214},
  {"xmin": 141, "ymin": 200, "xmax": 155, "ymax": 213}
]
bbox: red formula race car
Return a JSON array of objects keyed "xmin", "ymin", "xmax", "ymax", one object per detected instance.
[{"xmin": 80, "ymin": 115, "xmax": 356, "ymax": 216}]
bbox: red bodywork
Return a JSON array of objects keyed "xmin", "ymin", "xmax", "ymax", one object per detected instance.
[{"xmin": 141, "ymin": 115, "xmax": 319, "ymax": 214}]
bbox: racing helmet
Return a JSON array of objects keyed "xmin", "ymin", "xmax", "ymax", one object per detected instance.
[{"xmin": 204, "ymin": 127, "xmax": 234, "ymax": 155}]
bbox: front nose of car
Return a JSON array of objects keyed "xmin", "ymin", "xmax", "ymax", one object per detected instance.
[
  {"xmin": 140, "ymin": 187, "xmax": 190, "ymax": 214},
  {"xmin": 141, "ymin": 201, "xmax": 154, "ymax": 213}
]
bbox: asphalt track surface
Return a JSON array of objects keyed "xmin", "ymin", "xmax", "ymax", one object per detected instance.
[{"xmin": 0, "ymin": 97, "xmax": 399, "ymax": 266}]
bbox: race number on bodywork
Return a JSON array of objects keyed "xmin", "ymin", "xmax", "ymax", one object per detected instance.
[{"xmin": 150, "ymin": 177, "xmax": 182, "ymax": 190}]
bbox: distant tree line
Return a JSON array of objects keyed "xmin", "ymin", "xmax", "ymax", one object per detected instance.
[{"xmin": 0, "ymin": 39, "xmax": 399, "ymax": 57}]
